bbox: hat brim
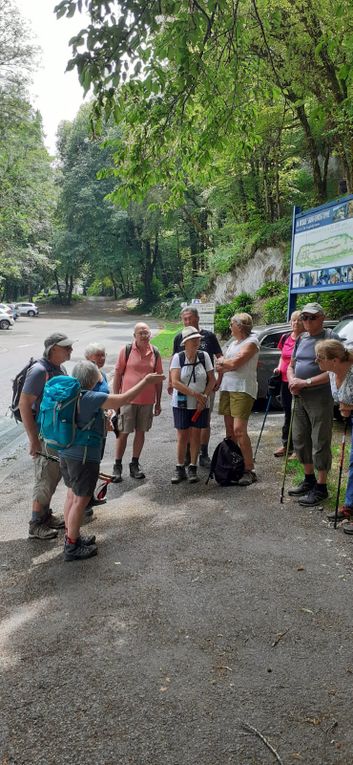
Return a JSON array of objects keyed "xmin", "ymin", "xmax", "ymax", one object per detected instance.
[{"xmin": 181, "ymin": 333, "xmax": 202, "ymax": 345}]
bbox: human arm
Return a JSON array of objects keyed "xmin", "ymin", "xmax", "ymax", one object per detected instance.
[
  {"xmin": 170, "ymin": 368, "xmax": 207, "ymax": 405},
  {"xmin": 213, "ymin": 352, "xmax": 223, "ymax": 391},
  {"xmin": 154, "ymin": 355, "xmax": 163, "ymax": 415},
  {"xmin": 215, "ymin": 342, "xmax": 258, "ymax": 372},
  {"xmin": 196, "ymin": 370, "xmax": 216, "ymax": 411},
  {"xmin": 288, "ymin": 353, "xmax": 330, "ymax": 394},
  {"xmin": 19, "ymin": 393, "xmax": 41, "ymax": 457},
  {"xmin": 103, "ymin": 373, "xmax": 165, "ymax": 410}
]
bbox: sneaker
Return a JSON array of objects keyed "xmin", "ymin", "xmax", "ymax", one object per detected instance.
[
  {"xmin": 28, "ymin": 520, "xmax": 58, "ymax": 540},
  {"xmin": 187, "ymin": 465, "xmax": 199, "ymax": 483},
  {"xmin": 343, "ymin": 523, "xmax": 353, "ymax": 535},
  {"xmin": 129, "ymin": 461, "xmax": 145, "ymax": 479},
  {"xmin": 298, "ymin": 486, "xmax": 329, "ymax": 506},
  {"xmin": 327, "ymin": 505, "xmax": 353, "ymax": 522},
  {"xmin": 64, "ymin": 538, "xmax": 97, "ymax": 561},
  {"xmin": 45, "ymin": 508, "xmax": 65, "ymax": 529},
  {"xmin": 171, "ymin": 465, "xmax": 187, "ymax": 484},
  {"xmin": 274, "ymin": 446, "xmax": 286, "ymax": 457},
  {"xmin": 237, "ymin": 470, "xmax": 257, "ymax": 486},
  {"xmin": 112, "ymin": 463, "xmax": 122, "ymax": 483},
  {"xmin": 85, "ymin": 507, "xmax": 94, "ymax": 518},
  {"xmin": 86, "ymin": 496, "xmax": 107, "ymax": 509},
  {"xmin": 199, "ymin": 453, "xmax": 211, "ymax": 468},
  {"xmin": 79, "ymin": 533, "xmax": 96, "ymax": 546},
  {"xmin": 288, "ymin": 478, "xmax": 316, "ymax": 496}
]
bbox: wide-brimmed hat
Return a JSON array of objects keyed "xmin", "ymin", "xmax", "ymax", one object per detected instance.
[
  {"xmin": 180, "ymin": 326, "xmax": 202, "ymax": 345},
  {"xmin": 300, "ymin": 302, "xmax": 325, "ymax": 316},
  {"xmin": 44, "ymin": 333, "xmax": 75, "ymax": 355}
]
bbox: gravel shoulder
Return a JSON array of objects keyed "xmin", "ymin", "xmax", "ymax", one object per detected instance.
[{"xmin": 1, "ymin": 368, "xmax": 353, "ymax": 765}]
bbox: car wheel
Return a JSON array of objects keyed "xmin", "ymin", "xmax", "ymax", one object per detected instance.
[
  {"xmin": 0, "ymin": 319, "xmax": 10, "ymax": 329},
  {"xmin": 27, "ymin": 310, "xmax": 35, "ymax": 316}
]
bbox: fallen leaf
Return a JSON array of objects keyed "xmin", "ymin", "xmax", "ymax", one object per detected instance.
[
  {"xmin": 297, "ymin": 566, "xmax": 305, "ymax": 571},
  {"xmin": 300, "ymin": 607, "xmax": 314, "ymax": 614}
]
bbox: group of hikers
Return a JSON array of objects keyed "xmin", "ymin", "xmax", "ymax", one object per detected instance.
[{"xmin": 18, "ymin": 302, "xmax": 353, "ymax": 561}]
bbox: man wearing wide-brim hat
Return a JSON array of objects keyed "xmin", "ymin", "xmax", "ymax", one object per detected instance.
[
  {"xmin": 287, "ymin": 302, "xmax": 339, "ymax": 506},
  {"xmin": 19, "ymin": 333, "xmax": 74, "ymax": 539}
]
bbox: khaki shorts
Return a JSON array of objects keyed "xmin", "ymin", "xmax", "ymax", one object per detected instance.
[
  {"xmin": 218, "ymin": 391, "xmax": 254, "ymax": 420},
  {"xmin": 33, "ymin": 440, "xmax": 61, "ymax": 505},
  {"xmin": 120, "ymin": 404, "xmax": 154, "ymax": 434}
]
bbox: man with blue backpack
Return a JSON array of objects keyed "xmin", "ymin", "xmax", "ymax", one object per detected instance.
[
  {"xmin": 18, "ymin": 333, "xmax": 74, "ymax": 540},
  {"xmin": 38, "ymin": 359, "xmax": 165, "ymax": 561}
]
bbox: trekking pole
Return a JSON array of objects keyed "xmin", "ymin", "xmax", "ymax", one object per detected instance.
[
  {"xmin": 333, "ymin": 418, "xmax": 349, "ymax": 529},
  {"xmin": 280, "ymin": 397, "xmax": 296, "ymax": 504},
  {"xmin": 254, "ymin": 395, "xmax": 272, "ymax": 462}
]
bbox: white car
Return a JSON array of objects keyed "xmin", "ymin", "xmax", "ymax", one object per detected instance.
[
  {"xmin": 15, "ymin": 302, "xmax": 39, "ymax": 316},
  {"xmin": 0, "ymin": 310, "xmax": 15, "ymax": 330}
]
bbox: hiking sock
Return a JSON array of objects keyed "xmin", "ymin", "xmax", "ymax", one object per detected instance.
[
  {"xmin": 114, "ymin": 459, "xmax": 122, "ymax": 467},
  {"xmin": 305, "ymin": 474, "xmax": 316, "ymax": 485},
  {"xmin": 131, "ymin": 457, "xmax": 139, "ymax": 464},
  {"xmin": 66, "ymin": 536, "xmax": 77, "ymax": 545},
  {"xmin": 200, "ymin": 445, "xmax": 209, "ymax": 457},
  {"xmin": 316, "ymin": 483, "xmax": 327, "ymax": 494}
]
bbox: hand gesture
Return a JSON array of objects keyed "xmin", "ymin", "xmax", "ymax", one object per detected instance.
[
  {"xmin": 154, "ymin": 403, "xmax": 162, "ymax": 416},
  {"xmin": 145, "ymin": 373, "xmax": 165, "ymax": 385}
]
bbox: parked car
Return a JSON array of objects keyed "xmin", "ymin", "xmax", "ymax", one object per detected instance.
[
  {"xmin": 0, "ymin": 310, "xmax": 15, "ymax": 330},
  {"xmin": 334, "ymin": 316, "xmax": 353, "ymax": 346},
  {"xmin": 0, "ymin": 302, "xmax": 17, "ymax": 320},
  {"xmin": 15, "ymin": 301, "xmax": 39, "ymax": 316},
  {"xmin": 8, "ymin": 303, "xmax": 19, "ymax": 319}
]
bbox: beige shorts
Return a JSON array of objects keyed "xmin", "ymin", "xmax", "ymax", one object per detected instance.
[
  {"xmin": 218, "ymin": 391, "xmax": 254, "ymax": 420},
  {"xmin": 120, "ymin": 404, "xmax": 154, "ymax": 433},
  {"xmin": 33, "ymin": 440, "xmax": 61, "ymax": 505}
]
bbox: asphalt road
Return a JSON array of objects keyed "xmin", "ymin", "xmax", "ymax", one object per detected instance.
[{"xmin": 1, "ymin": 304, "xmax": 353, "ymax": 765}]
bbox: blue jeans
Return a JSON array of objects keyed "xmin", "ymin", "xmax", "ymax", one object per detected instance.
[{"xmin": 344, "ymin": 417, "xmax": 353, "ymax": 507}]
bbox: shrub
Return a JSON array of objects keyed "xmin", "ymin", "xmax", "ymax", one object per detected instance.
[
  {"xmin": 215, "ymin": 293, "xmax": 254, "ymax": 336},
  {"xmin": 263, "ymin": 287, "xmax": 289, "ymax": 323},
  {"xmin": 256, "ymin": 281, "xmax": 283, "ymax": 299}
]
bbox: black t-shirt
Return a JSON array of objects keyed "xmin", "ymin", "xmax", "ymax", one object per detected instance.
[{"xmin": 173, "ymin": 329, "xmax": 222, "ymax": 365}]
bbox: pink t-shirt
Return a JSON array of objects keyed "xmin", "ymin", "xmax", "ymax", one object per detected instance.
[
  {"xmin": 278, "ymin": 334, "xmax": 296, "ymax": 383},
  {"xmin": 115, "ymin": 342, "xmax": 163, "ymax": 405}
]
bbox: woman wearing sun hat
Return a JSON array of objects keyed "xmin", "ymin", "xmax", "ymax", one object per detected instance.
[{"xmin": 170, "ymin": 326, "xmax": 215, "ymax": 484}]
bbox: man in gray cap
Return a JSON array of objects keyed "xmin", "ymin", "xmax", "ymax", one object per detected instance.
[
  {"xmin": 287, "ymin": 302, "xmax": 338, "ymax": 506},
  {"xmin": 19, "ymin": 333, "xmax": 74, "ymax": 539}
]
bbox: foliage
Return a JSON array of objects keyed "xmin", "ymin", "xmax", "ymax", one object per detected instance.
[
  {"xmin": 151, "ymin": 322, "xmax": 182, "ymax": 357},
  {"xmin": 262, "ymin": 288, "xmax": 289, "ymax": 324},
  {"xmin": 256, "ymin": 281, "xmax": 284, "ymax": 299},
  {"xmin": 215, "ymin": 293, "xmax": 255, "ymax": 337}
]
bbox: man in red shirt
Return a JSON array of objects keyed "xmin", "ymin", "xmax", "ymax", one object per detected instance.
[{"xmin": 112, "ymin": 322, "xmax": 163, "ymax": 481}]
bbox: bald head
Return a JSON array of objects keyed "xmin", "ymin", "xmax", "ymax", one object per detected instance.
[{"xmin": 134, "ymin": 322, "xmax": 151, "ymax": 347}]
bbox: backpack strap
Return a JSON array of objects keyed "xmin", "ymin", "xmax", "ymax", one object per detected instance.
[{"xmin": 124, "ymin": 343, "xmax": 160, "ymax": 371}]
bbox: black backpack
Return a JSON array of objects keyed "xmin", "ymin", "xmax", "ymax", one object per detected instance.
[
  {"xmin": 206, "ymin": 438, "xmax": 245, "ymax": 486},
  {"xmin": 10, "ymin": 358, "xmax": 49, "ymax": 423}
]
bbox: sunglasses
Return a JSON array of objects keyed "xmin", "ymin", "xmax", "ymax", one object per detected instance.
[{"xmin": 301, "ymin": 314, "xmax": 319, "ymax": 321}]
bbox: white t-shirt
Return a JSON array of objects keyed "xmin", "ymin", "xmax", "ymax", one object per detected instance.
[
  {"xmin": 220, "ymin": 333, "xmax": 260, "ymax": 399},
  {"xmin": 170, "ymin": 351, "xmax": 213, "ymax": 409}
]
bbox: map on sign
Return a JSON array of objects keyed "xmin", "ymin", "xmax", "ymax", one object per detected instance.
[{"xmin": 291, "ymin": 198, "xmax": 353, "ymax": 290}]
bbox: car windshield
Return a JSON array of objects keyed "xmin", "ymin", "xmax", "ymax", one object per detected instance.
[{"xmin": 334, "ymin": 319, "xmax": 353, "ymax": 345}]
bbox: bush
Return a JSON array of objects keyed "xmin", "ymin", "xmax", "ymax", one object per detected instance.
[
  {"xmin": 215, "ymin": 293, "xmax": 254, "ymax": 337},
  {"xmin": 263, "ymin": 287, "xmax": 289, "ymax": 323},
  {"xmin": 256, "ymin": 281, "xmax": 283, "ymax": 299}
]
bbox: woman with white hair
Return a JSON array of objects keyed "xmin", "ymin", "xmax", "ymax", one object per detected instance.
[
  {"xmin": 315, "ymin": 339, "xmax": 353, "ymax": 530},
  {"xmin": 85, "ymin": 343, "xmax": 109, "ymax": 394},
  {"xmin": 216, "ymin": 313, "xmax": 260, "ymax": 486}
]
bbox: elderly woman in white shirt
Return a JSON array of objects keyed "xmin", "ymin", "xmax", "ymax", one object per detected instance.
[{"xmin": 216, "ymin": 313, "xmax": 260, "ymax": 486}]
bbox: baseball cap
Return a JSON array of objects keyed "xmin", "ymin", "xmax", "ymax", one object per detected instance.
[
  {"xmin": 181, "ymin": 326, "xmax": 202, "ymax": 345},
  {"xmin": 44, "ymin": 333, "xmax": 75, "ymax": 355},
  {"xmin": 300, "ymin": 302, "xmax": 325, "ymax": 316}
]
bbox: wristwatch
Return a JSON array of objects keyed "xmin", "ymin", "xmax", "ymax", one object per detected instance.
[{"xmin": 306, "ymin": 378, "xmax": 312, "ymax": 386}]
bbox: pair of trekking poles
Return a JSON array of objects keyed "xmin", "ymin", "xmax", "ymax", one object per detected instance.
[{"xmin": 254, "ymin": 382, "xmax": 349, "ymax": 525}]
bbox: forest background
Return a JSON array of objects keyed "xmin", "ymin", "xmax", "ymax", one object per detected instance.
[{"xmin": 1, "ymin": 0, "xmax": 353, "ymax": 332}]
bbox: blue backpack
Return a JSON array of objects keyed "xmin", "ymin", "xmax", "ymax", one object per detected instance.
[{"xmin": 38, "ymin": 375, "xmax": 102, "ymax": 451}]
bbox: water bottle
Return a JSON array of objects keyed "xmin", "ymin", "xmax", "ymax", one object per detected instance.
[{"xmin": 177, "ymin": 391, "xmax": 187, "ymax": 409}]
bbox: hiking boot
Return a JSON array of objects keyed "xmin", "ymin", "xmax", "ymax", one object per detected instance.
[
  {"xmin": 129, "ymin": 461, "xmax": 145, "ymax": 479},
  {"xmin": 199, "ymin": 453, "xmax": 211, "ymax": 468},
  {"xmin": 184, "ymin": 445, "xmax": 191, "ymax": 467},
  {"xmin": 86, "ymin": 496, "xmax": 107, "ymax": 509},
  {"xmin": 187, "ymin": 465, "xmax": 199, "ymax": 484},
  {"xmin": 343, "ymin": 523, "xmax": 353, "ymax": 535},
  {"xmin": 112, "ymin": 463, "xmax": 122, "ymax": 483},
  {"xmin": 171, "ymin": 465, "xmax": 187, "ymax": 484},
  {"xmin": 28, "ymin": 520, "xmax": 58, "ymax": 540},
  {"xmin": 298, "ymin": 486, "xmax": 328, "ymax": 506},
  {"xmin": 237, "ymin": 470, "xmax": 257, "ymax": 486},
  {"xmin": 64, "ymin": 538, "xmax": 98, "ymax": 561},
  {"xmin": 327, "ymin": 505, "xmax": 353, "ymax": 522},
  {"xmin": 288, "ymin": 478, "xmax": 316, "ymax": 496},
  {"xmin": 45, "ymin": 508, "xmax": 65, "ymax": 529}
]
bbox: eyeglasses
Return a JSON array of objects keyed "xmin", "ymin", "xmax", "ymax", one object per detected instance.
[
  {"xmin": 136, "ymin": 331, "xmax": 150, "ymax": 337},
  {"xmin": 301, "ymin": 314, "xmax": 319, "ymax": 321}
]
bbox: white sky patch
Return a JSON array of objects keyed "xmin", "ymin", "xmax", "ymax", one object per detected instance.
[{"xmin": 14, "ymin": 0, "xmax": 90, "ymax": 155}]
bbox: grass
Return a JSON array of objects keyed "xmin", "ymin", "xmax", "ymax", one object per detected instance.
[
  {"xmin": 284, "ymin": 421, "xmax": 351, "ymax": 511},
  {"xmin": 152, "ymin": 321, "xmax": 182, "ymax": 357}
]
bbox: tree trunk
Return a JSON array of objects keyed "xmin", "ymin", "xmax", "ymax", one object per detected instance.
[{"xmin": 54, "ymin": 271, "xmax": 63, "ymax": 304}]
